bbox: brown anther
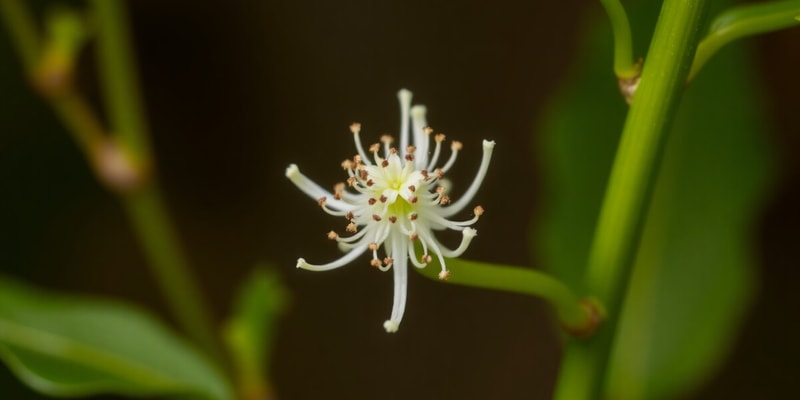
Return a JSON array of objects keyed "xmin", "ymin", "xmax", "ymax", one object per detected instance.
[
  {"xmin": 372, "ymin": 214, "xmax": 382, "ymax": 222},
  {"xmin": 369, "ymin": 143, "xmax": 381, "ymax": 153},
  {"xmin": 436, "ymin": 186, "xmax": 446, "ymax": 194},
  {"xmin": 334, "ymin": 193, "xmax": 342, "ymax": 200},
  {"xmin": 334, "ymin": 182, "xmax": 345, "ymax": 196},
  {"xmin": 409, "ymin": 233, "xmax": 419, "ymax": 241},
  {"xmin": 347, "ymin": 176, "xmax": 357, "ymax": 187},
  {"xmin": 434, "ymin": 168, "xmax": 444, "ymax": 179},
  {"xmin": 381, "ymin": 159, "xmax": 389, "ymax": 168},
  {"xmin": 353, "ymin": 155, "xmax": 363, "ymax": 165},
  {"xmin": 407, "ymin": 145, "xmax": 416, "ymax": 154},
  {"xmin": 368, "ymin": 242, "xmax": 378, "ymax": 251},
  {"xmin": 451, "ymin": 140, "xmax": 463, "ymax": 150},
  {"xmin": 408, "ymin": 185, "xmax": 416, "ymax": 192},
  {"xmin": 435, "ymin": 133, "xmax": 446, "ymax": 143},
  {"xmin": 421, "ymin": 254, "xmax": 432, "ymax": 264},
  {"xmin": 410, "ymin": 196, "xmax": 418, "ymax": 204},
  {"xmin": 440, "ymin": 195, "xmax": 451, "ymax": 205},
  {"xmin": 421, "ymin": 170, "xmax": 430, "ymax": 179},
  {"xmin": 346, "ymin": 222, "xmax": 358, "ymax": 233},
  {"xmin": 423, "ymin": 126, "xmax": 434, "ymax": 135},
  {"xmin": 379, "ymin": 195, "xmax": 387, "ymax": 203},
  {"xmin": 438, "ymin": 270, "xmax": 451, "ymax": 280},
  {"xmin": 368, "ymin": 198, "xmax": 377, "ymax": 205},
  {"xmin": 359, "ymin": 170, "xmax": 368, "ymax": 180},
  {"xmin": 350, "ymin": 122, "xmax": 362, "ymax": 134},
  {"xmin": 410, "ymin": 213, "xmax": 418, "ymax": 220},
  {"xmin": 405, "ymin": 154, "xmax": 414, "ymax": 161},
  {"xmin": 370, "ymin": 259, "xmax": 382, "ymax": 268},
  {"xmin": 389, "ymin": 147, "xmax": 398, "ymax": 154},
  {"xmin": 341, "ymin": 159, "xmax": 354, "ymax": 170},
  {"xmin": 474, "ymin": 205, "xmax": 484, "ymax": 216},
  {"xmin": 346, "ymin": 211, "xmax": 355, "ymax": 221},
  {"xmin": 383, "ymin": 257, "xmax": 393, "ymax": 266},
  {"xmin": 327, "ymin": 231, "xmax": 338, "ymax": 240},
  {"xmin": 366, "ymin": 179, "xmax": 374, "ymax": 186},
  {"xmin": 317, "ymin": 197, "xmax": 327, "ymax": 207},
  {"xmin": 389, "ymin": 216, "xmax": 397, "ymax": 223},
  {"xmin": 381, "ymin": 134, "xmax": 394, "ymax": 144}
]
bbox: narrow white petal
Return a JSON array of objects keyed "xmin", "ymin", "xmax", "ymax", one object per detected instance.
[
  {"xmin": 286, "ymin": 164, "xmax": 355, "ymax": 211},
  {"xmin": 384, "ymin": 231, "xmax": 408, "ymax": 333},
  {"xmin": 441, "ymin": 140, "xmax": 495, "ymax": 217},
  {"xmin": 398, "ymin": 89, "xmax": 412, "ymax": 156},
  {"xmin": 410, "ymin": 105, "xmax": 429, "ymax": 169},
  {"xmin": 296, "ymin": 244, "xmax": 368, "ymax": 271}
]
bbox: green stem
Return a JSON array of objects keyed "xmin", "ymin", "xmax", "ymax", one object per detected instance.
[
  {"xmin": 0, "ymin": 0, "xmax": 40, "ymax": 71},
  {"xmin": 415, "ymin": 258, "xmax": 592, "ymax": 332},
  {"xmin": 600, "ymin": 0, "xmax": 638, "ymax": 79},
  {"xmin": 90, "ymin": 0, "xmax": 222, "ymax": 363},
  {"xmin": 554, "ymin": 1, "xmax": 709, "ymax": 399},
  {"xmin": 689, "ymin": 0, "xmax": 800, "ymax": 81}
]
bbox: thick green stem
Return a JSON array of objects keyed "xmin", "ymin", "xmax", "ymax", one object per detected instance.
[
  {"xmin": 554, "ymin": 1, "xmax": 708, "ymax": 399},
  {"xmin": 90, "ymin": 0, "xmax": 222, "ymax": 363}
]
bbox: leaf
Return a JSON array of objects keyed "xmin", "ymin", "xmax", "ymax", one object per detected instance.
[
  {"xmin": 535, "ymin": 2, "xmax": 774, "ymax": 399},
  {"xmin": 223, "ymin": 266, "xmax": 288, "ymax": 399},
  {"xmin": 0, "ymin": 276, "xmax": 233, "ymax": 400}
]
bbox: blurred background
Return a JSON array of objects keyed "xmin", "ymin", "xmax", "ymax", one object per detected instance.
[{"xmin": 0, "ymin": 0, "xmax": 798, "ymax": 399}]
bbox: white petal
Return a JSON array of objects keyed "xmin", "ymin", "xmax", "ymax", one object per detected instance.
[{"xmin": 441, "ymin": 140, "xmax": 495, "ymax": 217}]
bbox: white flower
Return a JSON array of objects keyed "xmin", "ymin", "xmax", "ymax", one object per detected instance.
[{"xmin": 286, "ymin": 89, "xmax": 495, "ymax": 333}]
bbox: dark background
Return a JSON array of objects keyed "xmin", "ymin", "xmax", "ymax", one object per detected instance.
[{"xmin": 0, "ymin": 1, "xmax": 798, "ymax": 399}]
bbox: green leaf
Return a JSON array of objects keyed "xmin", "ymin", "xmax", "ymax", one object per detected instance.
[
  {"xmin": 535, "ymin": 3, "xmax": 773, "ymax": 399},
  {"xmin": 223, "ymin": 266, "xmax": 288, "ymax": 399},
  {"xmin": 0, "ymin": 276, "xmax": 233, "ymax": 400}
]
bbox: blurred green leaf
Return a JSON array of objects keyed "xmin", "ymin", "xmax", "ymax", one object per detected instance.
[
  {"xmin": 0, "ymin": 276, "xmax": 233, "ymax": 400},
  {"xmin": 536, "ymin": 3, "xmax": 773, "ymax": 399},
  {"xmin": 223, "ymin": 266, "xmax": 287, "ymax": 399}
]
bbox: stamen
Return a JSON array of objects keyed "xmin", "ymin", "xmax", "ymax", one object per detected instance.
[
  {"xmin": 350, "ymin": 123, "xmax": 372, "ymax": 166},
  {"xmin": 441, "ymin": 140, "xmax": 462, "ymax": 173},
  {"xmin": 438, "ymin": 270, "xmax": 451, "ymax": 280},
  {"xmin": 296, "ymin": 243, "xmax": 369, "ymax": 271},
  {"xmin": 327, "ymin": 231, "xmax": 338, "ymax": 240},
  {"xmin": 346, "ymin": 222, "xmax": 357, "ymax": 233}
]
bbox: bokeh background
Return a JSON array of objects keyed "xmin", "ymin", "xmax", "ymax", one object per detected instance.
[{"xmin": 0, "ymin": 0, "xmax": 798, "ymax": 399}]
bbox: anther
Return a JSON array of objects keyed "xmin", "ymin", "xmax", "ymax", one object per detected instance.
[
  {"xmin": 410, "ymin": 213, "xmax": 418, "ymax": 220},
  {"xmin": 381, "ymin": 159, "xmax": 389, "ymax": 168},
  {"xmin": 341, "ymin": 159, "xmax": 354, "ymax": 170},
  {"xmin": 353, "ymin": 155, "xmax": 363, "ymax": 164},
  {"xmin": 438, "ymin": 270, "xmax": 451, "ymax": 280},
  {"xmin": 405, "ymin": 154, "xmax": 414, "ymax": 161},
  {"xmin": 389, "ymin": 216, "xmax": 397, "ymax": 223},
  {"xmin": 407, "ymin": 145, "xmax": 416, "ymax": 154},
  {"xmin": 410, "ymin": 196, "xmax": 418, "ymax": 204},
  {"xmin": 370, "ymin": 143, "xmax": 381, "ymax": 153},
  {"xmin": 421, "ymin": 170, "xmax": 429, "ymax": 179},
  {"xmin": 347, "ymin": 176, "xmax": 357, "ymax": 187},
  {"xmin": 366, "ymin": 179, "xmax": 374, "ymax": 186},
  {"xmin": 474, "ymin": 205, "xmax": 484, "ymax": 216},
  {"xmin": 349, "ymin": 122, "xmax": 361, "ymax": 134},
  {"xmin": 451, "ymin": 140, "xmax": 463, "ymax": 150},
  {"xmin": 409, "ymin": 233, "xmax": 419, "ymax": 241},
  {"xmin": 370, "ymin": 259, "xmax": 382, "ymax": 268},
  {"xmin": 389, "ymin": 147, "xmax": 397, "ymax": 155},
  {"xmin": 440, "ymin": 195, "xmax": 451, "ymax": 205},
  {"xmin": 379, "ymin": 195, "xmax": 387, "ymax": 203},
  {"xmin": 435, "ymin": 133, "xmax": 446, "ymax": 143},
  {"xmin": 368, "ymin": 242, "xmax": 378, "ymax": 251},
  {"xmin": 327, "ymin": 231, "xmax": 338, "ymax": 240},
  {"xmin": 359, "ymin": 170, "xmax": 368, "ymax": 180},
  {"xmin": 423, "ymin": 126, "xmax": 434, "ymax": 135},
  {"xmin": 317, "ymin": 197, "xmax": 327, "ymax": 207},
  {"xmin": 421, "ymin": 254, "xmax": 432, "ymax": 264},
  {"xmin": 346, "ymin": 211, "xmax": 355, "ymax": 221},
  {"xmin": 383, "ymin": 257, "xmax": 394, "ymax": 266},
  {"xmin": 435, "ymin": 168, "xmax": 444, "ymax": 179},
  {"xmin": 368, "ymin": 198, "xmax": 377, "ymax": 205},
  {"xmin": 408, "ymin": 185, "xmax": 416, "ymax": 192},
  {"xmin": 381, "ymin": 134, "xmax": 394, "ymax": 144},
  {"xmin": 372, "ymin": 214, "xmax": 382, "ymax": 222},
  {"xmin": 346, "ymin": 222, "xmax": 357, "ymax": 233}
]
